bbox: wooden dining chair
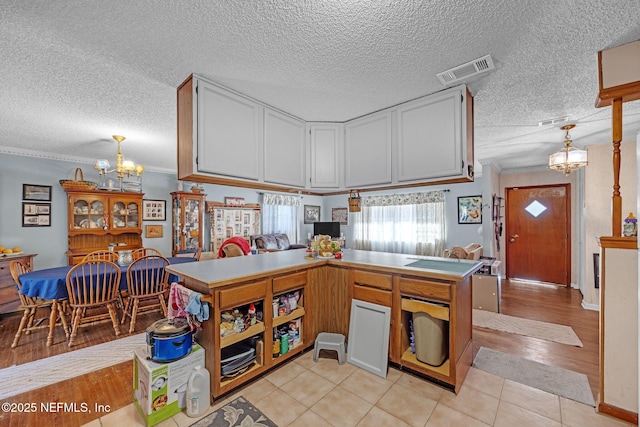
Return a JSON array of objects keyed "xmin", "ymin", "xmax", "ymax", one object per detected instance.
[
  {"xmin": 174, "ymin": 246, "xmax": 202, "ymax": 261},
  {"xmin": 9, "ymin": 260, "xmax": 70, "ymax": 348},
  {"xmin": 121, "ymin": 255, "xmax": 170, "ymax": 333},
  {"xmin": 132, "ymin": 247, "xmax": 163, "ymax": 260},
  {"xmin": 65, "ymin": 259, "xmax": 121, "ymax": 347},
  {"xmin": 83, "ymin": 250, "xmax": 118, "ymax": 262}
]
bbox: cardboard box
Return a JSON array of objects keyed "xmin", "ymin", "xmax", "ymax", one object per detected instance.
[{"xmin": 133, "ymin": 344, "xmax": 205, "ymax": 426}]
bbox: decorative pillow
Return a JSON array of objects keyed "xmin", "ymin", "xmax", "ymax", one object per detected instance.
[{"xmin": 447, "ymin": 246, "xmax": 469, "ymax": 259}]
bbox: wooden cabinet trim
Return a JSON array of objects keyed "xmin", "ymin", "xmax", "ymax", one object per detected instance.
[
  {"xmin": 399, "ymin": 277, "xmax": 451, "ymax": 301},
  {"xmin": 218, "ymin": 279, "xmax": 267, "ymax": 309},
  {"xmin": 273, "ymin": 271, "xmax": 307, "ymax": 294},
  {"xmin": 353, "ymin": 284, "xmax": 392, "ymax": 307},
  {"xmin": 352, "ymin": 270, "xmax": 393, "ymax": 290}
]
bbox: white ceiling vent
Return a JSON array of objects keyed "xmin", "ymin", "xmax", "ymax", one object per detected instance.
[{"xmin": 436, "ymin": 55, "xmax": 495, "ymax": 86}]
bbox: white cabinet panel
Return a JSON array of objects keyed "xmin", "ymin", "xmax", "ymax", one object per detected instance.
[
  {"xmin": 345, "ymin": 112, "xmax": 392, "ymax": 187},
  {"xmin": 397, "ymin": 86, "xmax": 465, "ymax": 182},
  {"xmin": 264, "ymin": 109, "xmax": 305, "ymax": 187},
  {"xmin": 196, "ymin": 80, "xmax": 261, "ymax": 181},
  {"xmin": 347, "ymin": 299, "xmax": 391, "ymax": 378},
  {"xmin": 309, "ymin": 123, "xmax": 342, "ymax": 188}
]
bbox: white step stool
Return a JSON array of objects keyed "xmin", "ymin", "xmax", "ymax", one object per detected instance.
[{"xmin": 313, "ymin": 332, "xmax": 346, "ymax": 364}]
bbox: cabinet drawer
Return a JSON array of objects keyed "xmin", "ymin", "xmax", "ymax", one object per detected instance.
[
  {"xmin": 273, "ymin": 271, "xmax": 306, "ymax": 294},
  {"xmin": 353, "ymin": 284, "xmax": 392, "ymax": 307},
  {"xmin": 219, "ymin": 280, "xmax": 267, "ymax": 309},
  {"xmin": 400, "ymin": 277, "xmax": 450, "ymax": 301},
  {"xmin": 352, "ymin": 270, "xmax": 392, "ymax": 290}
]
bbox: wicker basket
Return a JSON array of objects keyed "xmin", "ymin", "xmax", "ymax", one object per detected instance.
[
  {"xmin": 348, "ymin": 190, "xmax": 361, "ymax": 212},
  {"xmin": 59, "ymin": 168, "xmax": 98, "ymax": 191}
]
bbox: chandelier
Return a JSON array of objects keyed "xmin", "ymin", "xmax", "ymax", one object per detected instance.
[
  {"xmin": 94, "ymin": 135, "xmax": 144, "ymax": 192},
  {"xmin": 548, "ymin": 124, "xmax": 588, "ymax": 175}
]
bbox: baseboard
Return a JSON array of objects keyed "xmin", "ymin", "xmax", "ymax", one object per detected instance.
[
  {"xmin": 581, "ymin": 300, "xmax": 600, "ymax": 311},
  {"xmin": 598, "ymin": 401, "xmax": 638, "ymax": 424}
]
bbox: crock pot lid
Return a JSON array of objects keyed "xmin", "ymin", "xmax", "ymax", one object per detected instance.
[{"xmin": 147, "ymin": 318, "xmax": 190, "ymax": 337}]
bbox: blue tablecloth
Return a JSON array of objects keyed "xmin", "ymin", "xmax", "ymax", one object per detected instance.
[{"xmin": 19, "ymin": 257, "xmax": 196, "ymax": 300}]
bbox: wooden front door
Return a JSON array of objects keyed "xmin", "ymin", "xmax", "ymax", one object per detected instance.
[{"xmin": 505, "ymin": 184, "xmax": 570, "ymax": 286}]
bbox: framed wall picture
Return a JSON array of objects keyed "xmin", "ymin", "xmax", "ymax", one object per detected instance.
[
  {"xmin": 458, "ymin": 195, "xmax": 482, "ymax": 224},
  {"xmin": 304, "ymin": 205, "xmax": 320, "ymax": 224},
  {"xmin": 145, "ymin": 224, "xmax": 163, "ymax": 238},
  {"xmin": 332, "ymin": 207, "xmax": 349, "ymax": 225},
  {"xmin": 225, "ymin": 197, "xmax": 245, "ymax": 206},
  {"xmin": 23, "ymin": 184, "xmax": 52, "ymax": 201},
  {"xmin": 22, "ymin": 202, "xmax": 51, "ymax": 227},
  {"xmin": 142, "ymin": 199, "xmax": 166, "ymax": 221}
]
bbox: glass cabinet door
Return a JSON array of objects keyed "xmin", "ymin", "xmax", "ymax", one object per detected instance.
[
  {"xmin": 183, "ymin": 198, "xmax": 201, "ymax": 249},
  {"xmin": 71, "ymin": 196, "xmax": 105, "ymax": 230},
  {"xmin": 111, "ymin": 198, "xmax": 140, "ymax": 229}
]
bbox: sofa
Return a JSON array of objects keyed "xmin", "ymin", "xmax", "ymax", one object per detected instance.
[
  {"xmin": 443, "ymin": 243, "xmax": 483, "ymax": 260},
  {"xmin": 250, "ymin": 233, "xmax": 307, "ymax": 252}
]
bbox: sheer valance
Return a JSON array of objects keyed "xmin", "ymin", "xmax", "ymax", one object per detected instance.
[
  {"xmin": 360, "ymin": 190, "xmax": 445, "ymax": 207},
  {"xmin": 262, "ymin": 193, "xmax": 301, "ymax": 207}
]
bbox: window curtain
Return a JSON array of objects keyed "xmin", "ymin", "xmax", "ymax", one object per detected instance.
[
  {"xmin": 352, "ymin": 191, "xmax": 446, "ymax": 256},
  {"xmin": 262, "ymin": 193, "xmax": 301, "ymax": 244}
]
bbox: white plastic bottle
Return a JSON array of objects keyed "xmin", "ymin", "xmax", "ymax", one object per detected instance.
[{"xmin": 185, "ymin": 365, "xmax": 211, "ymax": 417}]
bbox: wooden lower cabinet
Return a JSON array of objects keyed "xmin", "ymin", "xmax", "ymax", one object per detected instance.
[
  {"xmin": 184, "ymin": 263, "xmax": 472, "ymax": 400},
  {"xmin": 349, "ymin": 269, "xmax": 472, "ymax": 393},
  {"xmin": 0, "ymin": 254, "xmax": 36, "ymax": 314}
]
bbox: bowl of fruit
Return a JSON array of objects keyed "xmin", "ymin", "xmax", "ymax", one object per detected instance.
[{"xmin": 1, "ymin": 246, "xmax": 23, "ymax": 257}]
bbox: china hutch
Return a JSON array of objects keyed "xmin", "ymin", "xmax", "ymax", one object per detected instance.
[
  {"xmin": 207, "ymin": 202, "xmax": 261, "ymax": 254},
  {"xmin": 171, "ymin": 191, "xmax": 206, "ymax": 256},
  {"xmin": 65, "ymin": 189, "xmax": 143, "ymax": 265}
]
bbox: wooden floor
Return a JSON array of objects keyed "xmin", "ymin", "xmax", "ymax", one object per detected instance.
[{"xmin": 0, "ymin": 279, "xmax": 599, "ymax": 427}]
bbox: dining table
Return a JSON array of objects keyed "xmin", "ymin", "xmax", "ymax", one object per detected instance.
[
  {"xmin": 18, "ymin": 256, "xmax": 197, "ymax": 300},
  {"xmin": 17, "ymin": 256, "xmax": 197, "ymax": 346}
]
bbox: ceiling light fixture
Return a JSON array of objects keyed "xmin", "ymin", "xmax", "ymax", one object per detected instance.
[
  {"xmin": 94, "ymin": 135, "xmax": 144, "ymax": 192},
  {"xmin": 548, "ymin": 124, "xmax": 587, "ymax": 175}
]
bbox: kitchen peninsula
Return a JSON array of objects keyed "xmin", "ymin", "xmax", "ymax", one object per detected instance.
[{"xmin": 166, "ymin": 249, "xmax": 481, "ymax": 399}]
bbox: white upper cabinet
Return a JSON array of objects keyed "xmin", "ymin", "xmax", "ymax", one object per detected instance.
[
  {"xmin": 196, "ymin": 78, "xmax": 262, "ymax": 181},
  {"xmin": 309, "ymin": 123, "xmax": 342, "ymax": 188},
  {"xmin": 396, "ymin": 85, "xmax": 470, "ymax": 182},
  {"xmin": 345, "ymin": 112, "xmax": 392, "ymax": 188},
  {"xmin": 264, "ymin": 109, "xmax": 305, "ymax": 187}
]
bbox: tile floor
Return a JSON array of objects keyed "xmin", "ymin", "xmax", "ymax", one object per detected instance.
[{"xmin": 82, "ymin": 351, "xmax": 635, "ymax": 427}]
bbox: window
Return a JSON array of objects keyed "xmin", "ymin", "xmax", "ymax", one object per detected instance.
[
  {"xmin": 352, "ymin": 191, "xmax": 445, "ymax": 256},
  {"xmin": 261, "ymin": 193, "xmax": 301, "ymax": 244}
]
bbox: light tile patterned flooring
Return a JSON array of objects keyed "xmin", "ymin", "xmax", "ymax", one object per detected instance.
[{"xmin": 83, "ymin": 351, "xmax": 634, "ymax": 427}]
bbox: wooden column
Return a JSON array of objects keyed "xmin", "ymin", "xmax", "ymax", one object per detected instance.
[{"xmin": 611, "ymin": 98, "xmax": 622, "ymax": 236}]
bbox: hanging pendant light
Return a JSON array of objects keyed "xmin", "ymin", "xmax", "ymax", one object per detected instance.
[
  {"xmin": 94, "ymin": 135, "xmax": 144, "ymax": 192},
  {"xmin": 548, "ymin": 124, "xmax": 588, "ymax": 175}
]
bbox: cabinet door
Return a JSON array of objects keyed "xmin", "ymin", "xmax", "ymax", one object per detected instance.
[
  {"xmin": 69, "ymin": 194, "xmax": 106, "ymax": 231},
  {"xmin": 345, "ymin": 112, "xmax": 392, "ymax": 187},
  {"xmin": 309, "ymin": 123, "xmax": 342, "ymax": 188},
  {"xmin": 264, "ymin": 109, "xmax": 305, "ymax": 187},
  {"xmin": 196, "ymin": 80, "xmax": 261, "ymax": 180},
  {"xmin": 396, "ymin": 85, "xmax": 465, "ymax": 181},
  {"xmin": 110, "ymin": 196, "xmax": 140, "ymax": 230}
]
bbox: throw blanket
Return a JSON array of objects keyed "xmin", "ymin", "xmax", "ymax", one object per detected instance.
[
  {"xmin": 218, "ymin": 236, "xmax": 251, "ymax": 258},
  {"xmin": 168, "ymin": 282, "xmax": 210, "ymax": 330}
]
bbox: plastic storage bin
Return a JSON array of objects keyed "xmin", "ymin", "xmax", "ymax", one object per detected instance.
[{"xmin": 413, "ymin": 310, "xmax": 448, "ymax": 366}]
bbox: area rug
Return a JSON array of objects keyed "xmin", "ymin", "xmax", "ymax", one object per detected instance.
[
  {"xmin": 472, "ymin": 309, "xmax": 583, "ymax": 347},
  {"xmin": 190, "ymin": 396, "xmax": 277, "ymax": 427},
  {"xmin": 473, "ymin": 347, "xmax": 595, "ymax": 407},
  {"xmin": 0, "ymin": 333, "xmax": 145, "ymax": 400}
]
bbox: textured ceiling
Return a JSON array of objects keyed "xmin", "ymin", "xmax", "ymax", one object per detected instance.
[{"xmin": 1, "ymin": 0, "xmax": 640, "ymax": 176}]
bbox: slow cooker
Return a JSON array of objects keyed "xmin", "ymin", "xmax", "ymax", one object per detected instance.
[{"xmin": 146, "ymin": 318, "xmax": 193, "ymax": 363}]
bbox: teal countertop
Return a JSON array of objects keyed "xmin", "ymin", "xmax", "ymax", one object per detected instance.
[{"xmin": 166, "ymin": 249, "xmax": 481, "ymax": 289}]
